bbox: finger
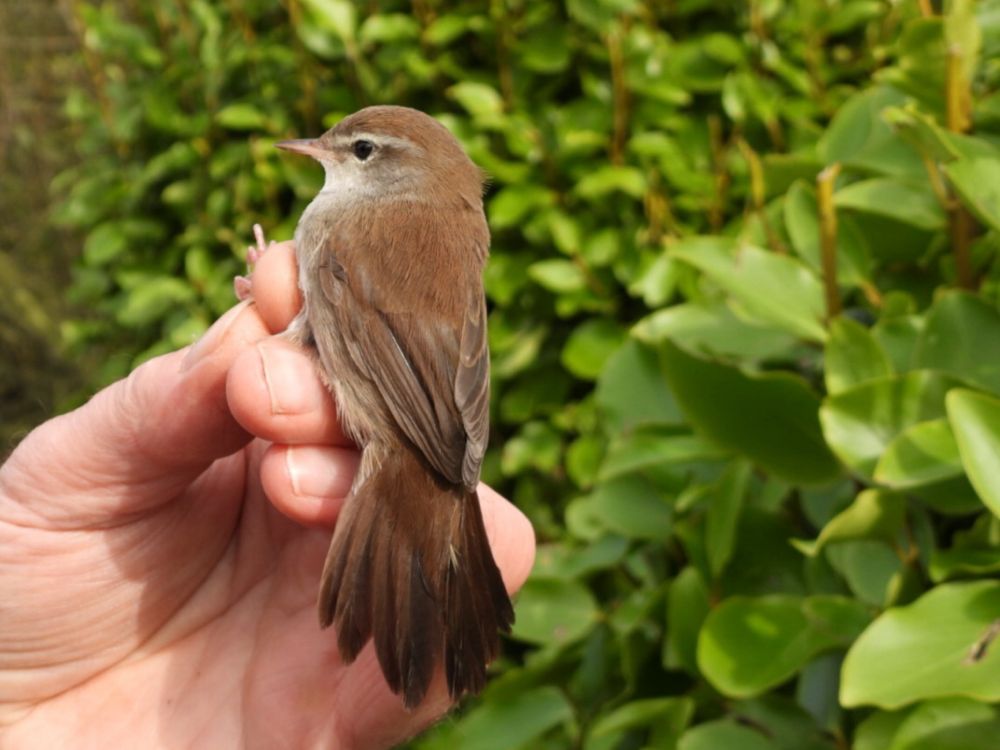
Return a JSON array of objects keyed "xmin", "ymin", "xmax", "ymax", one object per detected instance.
[
  {"xmin": 251, "ymin": 241, "xmax": 301, "ymax": 333},
  {"xmin": 478, "ymin": 483, "xmax": 536, "ymax": 594},
  {"xmin": 227, "ymin": 338, "xmax": 347, "ymax": 446},
  {"xmin": 0, "ymin": 302, "xmax": 274, "ymax": 523},
  {"xmin": 259, "ymin": 443, "xmax": 359, "ymax": 527}
]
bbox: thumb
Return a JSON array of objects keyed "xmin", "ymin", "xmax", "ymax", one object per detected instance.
[{"xmin": 1, "ymin": 301, "xmax": 272, "ymax": 522}]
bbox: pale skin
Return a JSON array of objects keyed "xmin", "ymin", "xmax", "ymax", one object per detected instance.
[{"xmin": 0, "ymin": 240, "xmax": 535, "ymax": 749}]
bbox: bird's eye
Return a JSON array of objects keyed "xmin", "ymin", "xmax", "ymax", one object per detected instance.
[{"xmin": 352, "ymin": 140, "xmax": 375, "ymax": 161}]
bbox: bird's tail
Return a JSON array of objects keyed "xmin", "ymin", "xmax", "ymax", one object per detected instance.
[{"xmin": 317, "ymin": 446, "xmax": 514, "ymax": 708}]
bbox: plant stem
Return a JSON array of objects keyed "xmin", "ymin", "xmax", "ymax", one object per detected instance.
[
  {"xmin": 737, "ymin": 138, "xmax": 786, "ymax": 254},
  {"xmin": 608, "ymin": 26, "xmax": 629, "ymax": 166},
  {"xmin": 643, "ymin": 170, "xmax": 676, "ymax": 244},
  {"xmin": 491, "ymin": 0, "xmax": 515, "ymax": 110},
  {"xmin": 950, "ymin": 205, "xmax": 975, "ymax": 288},
  {"xmin": 946, "ymin": 46, "xmax": 971, "ymax": 133},
  {"xmin": 817, "ymin": 163, "xmax": 842, "ymax": 321},
  {"xmin": 222, "ymin": 0, "xmax": 256, "ymax": 43},
  {"xmin": 946, "ymin": 45, "xmax": 975, "ymax": 289},
  {"xmin": 708, "ymin": 115, "xmax": 730, "ymax": 231}
]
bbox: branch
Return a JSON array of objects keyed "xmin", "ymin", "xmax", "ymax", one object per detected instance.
[{"xmin": 817, "ymin": 164, "xmax": 842, "ymax": 321}]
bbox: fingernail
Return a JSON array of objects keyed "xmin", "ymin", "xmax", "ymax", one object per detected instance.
[
  {"xmin": 258, "ymin": 343, "xmax": 323, "ymax": 415},
  {"xmin": 286, "ymin": 446, "xmax": 357, "ymax": 498},
  {"xmin": 182, "ymin": 303, "xmax": 249, "ymax": 371}
]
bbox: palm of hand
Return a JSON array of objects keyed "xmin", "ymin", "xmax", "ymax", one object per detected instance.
[{"xmin": 0, "ymin": 242, "xmax": 534, "ymax": 749}]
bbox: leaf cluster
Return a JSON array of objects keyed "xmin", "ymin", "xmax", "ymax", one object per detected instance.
[{"xmin": 51, "ymin": 1, "xmax": 1000, "ymax": 748}]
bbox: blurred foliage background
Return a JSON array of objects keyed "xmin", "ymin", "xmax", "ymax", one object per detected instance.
[
  {"xmin": 5, "ymin": 0, "xmax": 1000, "ymax": 747},
  {"xmin": 0, "ymin": 0, "xmax": 81, "ymax": 445}
]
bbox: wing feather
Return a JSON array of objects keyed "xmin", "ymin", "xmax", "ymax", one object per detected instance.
[{"xmin": 315, "ymin": 239, "xmax": 488, "ymax": 488}]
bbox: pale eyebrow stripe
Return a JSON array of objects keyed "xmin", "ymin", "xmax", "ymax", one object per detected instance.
[{"xmin": 331, "ymin": 132, "xmax": 422, "ymax": 153}]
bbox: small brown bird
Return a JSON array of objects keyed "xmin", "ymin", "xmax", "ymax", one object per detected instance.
[{"xmin": 275, "ymin": 106, "xmax": 513, "ymax": 708}]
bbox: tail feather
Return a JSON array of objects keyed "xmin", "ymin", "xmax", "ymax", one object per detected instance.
[
  {"xmin": 317, "ymin": 446, "xmax": 513, "ymax": 708},
  {"xmin": 444, "ymin": 495, "xmax": 514, "ymax": 695}
]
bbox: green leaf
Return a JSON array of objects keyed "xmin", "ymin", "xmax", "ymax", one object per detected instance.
[
  {"xmin": 661, "ymin": 341, "xmax": 841, "ymax": 484},
  {"xmin": 890, "ymin": 697, "xmax": 1000, "ymax": 750},
  {"xmin": 633, "ymin": 302, "xmax": 798, "ymax": 362},
  {"xmin": 881, "ymin": 18, "xmax": 948, "ymax": 113},
  {"xmin": 516, "ymin": 25, "xmax": 571, "ymax": 74},
  {"xmin": 511, "ymin": 577, "xmax": 599, "ymax": 646},
  {"xmin": 300, "ymin": 0, "xmax": 356, "ymax": 41},
  {"xmin": 913, "ymin": 476, "xmax": 985, "ymax": 516},
  {"xmin": 671, "ymin": 237, "xmax": 827, "ymax": 342},
  {"xmin": 698, "ymin": 595, "xmax": 869, "ymax": 698},
  {"xmin": 423, "ymin": 14, "xmax": 478, "ymax": 46},
  {"xmin": 731, "ymin": 695, "xmax": 836, "ymax": 750},
  {"xmin": 874, "ymin": 419, "xmax": 963, "ymax": 489},
  {"xmin": 490, "ymin": 320, "xmax": 547, "ymax": 379},
  {"xmin": 706, "ymin": 461, "xmax": 751, "ymax": 577},
  {"xmin": 820, "ymin": 371, "xmax": 961, "ymax": 479},
  {"xmin": 914, "ymin": 292, "xmax": 1000, "ymax": 395},
  {"xmin": 580, "ymin": 474, "xmax": 673, "ymax": 541},
  {"xmin": 161, "ymin": 179, "xmax": 197, "ymax": 206},
  {"xmin": 826, "ymin": 540, "xmax": 906, "ymax": 607},
  {"xmin": 590, "ymin": 696, "xmax": 694, "ymax": 739},
  {"xmin": 796, "ymin": 653, "xmax": 842, "ymax": 734},
  {"xmin": 874, "ymin": 314, "xmax": 924, "ymax": 374},
  {"xmin": 945, "ymin": 157, "xmax": 1000, "ymax": 232},
  {"xmin": 358, "ymin": 13, "xmax": 420, "ymax": 43},
  {"xmin": 818, "ymin": 86, "xmax": 922, "ymax": 177},
  {"xmin": 488, "ymin": 184, "xmax": 554, "ymax": 229},
  {"xmin": 565, "ymin": 434, "xmax": 604, "ymax": 488},
  {"xmin": 678, "ymin": 720, "xmax": 779, "ymax": 750},
  {"xmin": 83, "ymin": 222, "xmax": 128, "ymax": 266},
  {"xmin": 947, "ymin": 389, "xmax": 1000, "ymax": 517},
  {"xmin": 599, "ymin": 428, "xmax": 724, "ymax": 480},
  {"xmin": 792, "ymin": 489, "xmax": 906, "ymax": 557},
  {"xmin": 115, "ymin": 276, "xmax": 196, "ymax": 327},
  {"xmin": 883, "ymin": 105, "xmax": 963, "ymax": 162},
  {"xmin": 215, "ymin": 103, "xmax": 267, "ymax": 131},
  {"xmin": 532, "ymin": 536, "xmax": 628, "ymax": 580},
  {"xmin": 825, "ymin": 317, "xmax": 894, "ymax": 395},
  {"xmin": 853, "ymin": 709, "xmax": 912, "ymax": 750},
  {"xmin": 574, "ymin": 166, "xmax": 648, "ymax": 200},
  {"xmin": 834, "ymin": 178, "xmax": 946, "ymax": 231},
  {"xmin": 665, "ymin": 566, "xmax": 711, "ymax": 675},
  {"xmin": 499, "ymin": 369, "xmax": 572, "ymax": 424},
  {"xmin": 501, "ymin": 421, "xmax": 562, "ymax": 476},
  {"xmin": 528, "ymin": 259, "xmax": 586, "ymax": 294},
  {"xmin": 561, "ymin": 319, "xmax": 626, "ymax": 380},
  {"xmin": 448, "ymin": 81, "xmax": 504, "ymax": 123},
  {"xmin": 826, "ymin": 1, "xmax": 884, "ymax": 34},
  {"xmin": 546, "ymin": 210, "xmax": 582, "ymax": 256},
  {"xmin": 484, "ymin": 252, "xmax": 530, "ymax": 305},
  {"xmin": 841, "ymin": 580, "xmax": 1000, "ymax": 708},
  {"xmin": 596, "ymin": 340, "xmax": 682, "ymax": 433},
  {"xmin": 930, "ymin": 547, "xmax": 1000, "ymax": 583},
  {"xmin": 440, "ymin": 686, "xmax": 574, "ymax": 750}
]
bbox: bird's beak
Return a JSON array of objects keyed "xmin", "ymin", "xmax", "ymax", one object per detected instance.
[{"xmin": 276, "ymin": 138, "xmax": 329, "ymax": 160}]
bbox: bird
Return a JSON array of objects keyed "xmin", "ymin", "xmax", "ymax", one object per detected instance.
[{"xmin": 272, "ymin": 105, "xmax": 514, "ymax": 709}]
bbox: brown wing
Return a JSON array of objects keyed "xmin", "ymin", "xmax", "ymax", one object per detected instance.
[
  {"xmin": 314, "ymin": 225, "xmax": 489, "ymax": 490},
  {"xmin": 455, "ymin": 293, "xmax": 489, "ymax": 488}
]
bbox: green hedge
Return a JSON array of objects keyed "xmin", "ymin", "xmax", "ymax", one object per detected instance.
[{"xmin": 55, "ymin": 1, "xmax": 1000, "ymax": 747}]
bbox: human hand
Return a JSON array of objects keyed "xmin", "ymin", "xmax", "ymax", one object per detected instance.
[{"xmin": 0, "ymin": 241, "xmax": 535, "ymax": 749}]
